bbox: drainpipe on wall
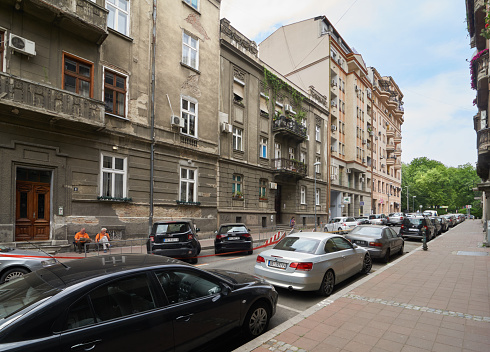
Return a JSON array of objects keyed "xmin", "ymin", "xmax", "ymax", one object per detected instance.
[{"xmin": 149, "ymin": 0, "xmax": 157, "ymax": 234}]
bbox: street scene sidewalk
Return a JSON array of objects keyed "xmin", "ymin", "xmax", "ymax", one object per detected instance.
[{"xmin": 239, "ymin": 220, "xmax": 490, "ymax": 352}]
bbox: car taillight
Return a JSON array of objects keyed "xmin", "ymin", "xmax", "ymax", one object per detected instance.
[
  {"xmin": 188, "ymin": 233, "xmax": 194, "ymax": 240},
  {"xmin": 149, "ymin": 235, "xmax": 155, "ymax": 242},
  {"xmin": 242, "ymin": 233, "xmax": 251, "ymax": 238},
  {"xmin": 290, "ymin": 262, "xmax": 313, "ymax": 271},
  {"xmin": 400, "ymin": 224, "xmax": 404, "ymax": 230},
  {"xmin": 369, "ymin": 242, "xmax": 383, "ymax": 247},
  {"xmin": 423, "ymin": 226, "xmax": 428, "ymax": 232},
  {"xmin": 342, "ymin": 223, "xmax": 347, "ymax": 227},
  {"xmin": 400, "ymin": 217, "xmax": 403, "ymax": 220},
  {"xmin": 256, "ymin": 255, "xmax": 265, "ymax": 263},
  {"xmin": 216, "ymin": 234, "xmax": 226, "ymax": 240}
]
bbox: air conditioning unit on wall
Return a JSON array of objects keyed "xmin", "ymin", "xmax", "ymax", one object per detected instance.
[
  {"xmin": 171, "ymin": 115, "xmax": 185, "ymax": 128},
  {"xmin": 9, "ymin": 33, "xmax": 36, "ymax": 56},
  {"xmin": 221, "ymin": 122, "xmax": 232, "ymax": 133}
]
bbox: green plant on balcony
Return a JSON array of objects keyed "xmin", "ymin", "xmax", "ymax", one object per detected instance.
[
  {"xmin": 482, "ymin": 9, "xmax": 490, "ymax": 39},
  {"xmin": 232, "ymin": 191, "xmax": 243, "ymax": 199}
]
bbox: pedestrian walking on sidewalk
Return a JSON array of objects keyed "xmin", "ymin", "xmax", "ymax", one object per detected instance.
[{"xmin": 290, "ymin": 216, "xmax": 296, "ymax": 228}]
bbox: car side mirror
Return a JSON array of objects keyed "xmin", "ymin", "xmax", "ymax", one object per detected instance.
[
  {"xmin": 195, "ymin": 227, "xmax": 200, "ymax": 232},
  {"xmin": 352, "ymin": 243, "xmax": 358, "ymax": 248},
  {"xmin": 220, "ymin": 282, "xmax": 231, "ymax": 296},
  {"xmin": 214, "ymin": 230, "xmax": 218, "ymax": 234}
]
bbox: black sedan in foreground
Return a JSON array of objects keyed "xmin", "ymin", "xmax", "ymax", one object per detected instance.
[{"xmin": 0, "ymin": 254, "xmax": 278, "ymax": 352}]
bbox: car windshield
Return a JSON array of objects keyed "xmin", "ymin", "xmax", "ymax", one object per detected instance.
[
  {"xmin": 273, "ymin": 237, "xmax": 320, "ymax": 254},
  {"xmin": 154, "ymin": 223, "xmax": 191, "ymax": 234},
  {"xmin": 368, "ymin": 215, "xmax": 378, "ymax": 219},
  {"xmin": 0, "ymin": 274, "xmax": 60, "ymax": 320},
  {"xmin": 349, "ymin": 227, "xmax": 382, "ymax": 237},
  {"xmin": 218, "ymin": 225, "xmax": 248, "ymax": 234},
  {"xmin": 0, "ymin": 246, "xmax": 14, "ymax": 253},
  {"xmin": 329, "ymin": 219, "xmax": 341, "ymax": 223}
]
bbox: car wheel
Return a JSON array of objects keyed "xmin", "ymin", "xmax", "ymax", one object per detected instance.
[
  {"xmin": 361, "ymin": 253, "xmax": 372, "ymax": 274},
  {"xmin": 1, "ymin": 268, "xmax": 29, "ymax": 283},
  {"xmin": 318, "ymin": 270, "xmax": 335, "ymax": 296},
  {"xmin": 242, "ymin": 302, "xmax": 270, "ymax": 338},
  {"xmin": 247, "ymin": 249, "xmax": 253, "ymax": 255},
  {"xmin": 338, "ymin": 227, "xmax": 343, "ymax": 235},
  {"xmin": 214, "ymin": 248, "xmax": 220, "ymax": 255},
  {"xmin": 383, "ymin": 248, "xmax": 390, "ymax": 263}
]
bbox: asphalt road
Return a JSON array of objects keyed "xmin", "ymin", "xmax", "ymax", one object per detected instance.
[{"xmin": 195, "ymin": 227, "xmax": 423, "ymax": 351}]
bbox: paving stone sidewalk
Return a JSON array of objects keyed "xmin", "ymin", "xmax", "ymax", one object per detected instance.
[{"xmin": 238, "ymin": 220, "xmax": 490, "ymax": 352}]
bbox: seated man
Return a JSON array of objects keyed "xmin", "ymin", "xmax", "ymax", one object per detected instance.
[
  {"xmin": 95, "ymin": 228, "xmax": 111, "ymax": 253},
  {"xmin": 74, "ymin": 228, "xmax": 91, "ymax": 254}
]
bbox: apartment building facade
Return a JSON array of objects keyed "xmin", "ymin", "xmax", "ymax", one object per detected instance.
[
  {"xmin": 0, "ymin": 0, "xmax": 221, "ymax": 245},
  {"xmin": 219, "ymin": 19, "xmax": 329, "ymax": 228},
  {"xmin": 467, "ymin": 0, "xmax": 490, "ymax": 224},
  {"xmin": 259, "ymin": 16, "xmax": 405, "ymax": 218},
  {"xmin": 368, "ymin": 68, "xmax": 404, "ymax": 214}
]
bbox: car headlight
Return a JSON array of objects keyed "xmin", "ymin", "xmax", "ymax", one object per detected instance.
[{"xmin": 41, "ymin": 258, "xmax": 57, "ymax": 267}]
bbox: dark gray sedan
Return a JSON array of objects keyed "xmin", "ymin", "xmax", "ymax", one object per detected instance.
[{"xmin": 345, "ymin": 225, "xmax": 404, "ymax": 263}]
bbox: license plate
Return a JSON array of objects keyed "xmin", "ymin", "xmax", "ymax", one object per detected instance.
[
  {"xmin": 268, "ymin": 260, "xmax": 287, "ymax": 269},
  {"xmin": 409, "ymin": 228, "xmax": 419, "ymax": 232},
  {"xmin": 354, "ymin": 240, "xmax": 366, "ymax": 245},
  {"xmin": 163, "ymin": 238, "xmax": 179, "ymax": 242},
  {"xmin": 227, "ymin": 236, "xmax": 240, "ymax": 240}
]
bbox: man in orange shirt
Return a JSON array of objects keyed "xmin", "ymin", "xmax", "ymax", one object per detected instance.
[
  {"xmin": 74, "ymin": 228, "xmax": 91, "ymax": 253},
  {"xmin": 95, "ymin": 228, "xmax": 111, "ymax": 253}
]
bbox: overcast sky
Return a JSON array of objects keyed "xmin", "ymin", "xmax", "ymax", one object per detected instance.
[{"xmin": 220, "ymin": 0, "xmax": 476, "ymax": 168}]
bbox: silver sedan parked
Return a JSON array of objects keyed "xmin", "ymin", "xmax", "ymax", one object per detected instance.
[
  {"xmin": 345, "ymin": 225, "xmax": 404, "ymax": 263},
  {"xmin": 0, "ymin": 246, "xmax": 58, "ymax": 283},
  {"xmin": 254, "ymin": 232, "xmax": 372, "ymax": 296}
]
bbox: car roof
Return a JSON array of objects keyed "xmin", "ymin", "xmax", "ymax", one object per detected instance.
[
  {"xmin": 289, "ymin": 232, "xmax": 343, "ymax": 240},
  {"xmin": 153, "ymin": 220, "xmax": 192, "ymax": 224},
  {"xmin": 219, "ymin": 223, "xmax": 247, "ymax": 227},
  {"xmin": 34, "ymin": 254, "xmax": 186, "ymax": 289}
]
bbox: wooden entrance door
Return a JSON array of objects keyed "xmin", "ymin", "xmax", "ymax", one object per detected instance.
[{"xmin": 16, "ymin": 181, "xmax": 50, "ymax": 241}]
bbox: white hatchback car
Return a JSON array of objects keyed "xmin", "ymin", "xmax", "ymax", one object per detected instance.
[{"xmin": 324, "ymin": 217, "xmax": 358, "ymax": 234}]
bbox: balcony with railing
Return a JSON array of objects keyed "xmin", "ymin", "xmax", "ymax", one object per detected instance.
[
  {"xmin": 0, "ymin": 72, "xmax": 105, "ymax": 128},
  {"xmin": 377, "ymin": 80, "xmax": 391, "ymax": 102},
  {"xmin": 386, "ymin": 143, "xmax": 395, "ymax": 152},
  {"xmin": 394, "ymin": 147, "xmax": 402, "ymax": 157},
  {"xmin": 476, "ymin": 128, "xmax": 490, "ymax": 179},
  {"xmin": 386, "ymin": 129, "xmax": 395, "ymax": 138},
  {"xmin": 386, "ymin": 156, "xmax": 396, "ymax": 166},
  {"xmin": 272, "ymin": 115, "xmax": 307, "ymax": 142},
  {"xmin": 394, "ymin": 133, "xmax": 402, "ymax": 143},
  {"xmin": 18, "ymin": 0, "xmax": 108, "ymax": 44},
  {"xmin": 272, "ymin": 158, "xmax": 307, "ymax": 180},
  {"xmin": 387, "ymin": 94, "xmax": 398, "ymax": 109}
]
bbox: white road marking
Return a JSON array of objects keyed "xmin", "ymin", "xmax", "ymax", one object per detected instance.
[
  {"xmin": 277, "ymin": 304, "xmax": 304, "ymax": 314},
  {"xmin": 226, "ymin": 257, "xmax": 242, "ymax": 261}
]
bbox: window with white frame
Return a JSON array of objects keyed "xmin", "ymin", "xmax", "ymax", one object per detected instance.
[
  {"xmin": 181, "ymin": 97, "xmax": 197, "ymax": 137},
  {"xmin": 182, "ymin": 31, "xmax": 199, "ymax": 70},
  {"xmin": 259, "ymin": 137, "xmax": 268, "ymax": 158},
  {"xmin": 180, "ymin": 167, "xmax": 197, "ymax": 202},
  {"xmin": 315, "ymin": 125, "xmax": 320, "ymax": 141},
  {"xmin": 315, "ymin": 156, "xmax": 321, "ymax": 173},
  {"xmin": 107, "ymin": 0, "xmax": 129, "ymax": 36},
  {"xmin": 288, "ymin": 147, "xmax": 295, "ymax": 160},
  {"xmin": 300, "ymin": 151, "xmax": 306, "ymax": 164},
  {"xmin": 300, "ymin": 186, "xmax": 306, "ymax": 204},
  {"xmin": 232, "ymin": 174, "xmax": 243, "ymax": 197},
  {"xmin": 100, "ymin": 154, "xmax": 127, "ymax": 198},
  {"xmin": 316, "ymin": 188, "xmax": 320, "ymax": 206},
  {"xmin": 183, "ymin": 0, "xmax": 199, "ymax": 10},
  {"xmin": 233, "ymin": 127, "xmax": 243, "ymax": 151}
]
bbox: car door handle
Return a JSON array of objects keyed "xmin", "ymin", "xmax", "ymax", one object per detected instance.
[
  {"xmin": 71, "ymin": 339, "xmax": 102, "ymax": 351},
  {"xmin": 176, "ymin": 313, "xmax": 194, "ymax": 322}
]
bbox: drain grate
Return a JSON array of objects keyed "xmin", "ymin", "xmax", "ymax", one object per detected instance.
[{"xmin": 456, "ymin": 251, "xmax": 489, "ymax": 256}]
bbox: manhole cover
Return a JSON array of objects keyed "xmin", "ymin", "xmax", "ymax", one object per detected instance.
[{"xmin": 456, "ymin": 251, "xmax": 489, "ymax": 256}]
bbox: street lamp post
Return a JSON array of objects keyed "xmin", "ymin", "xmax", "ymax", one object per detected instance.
[
  {"xmin": 405, "ymin": 186, "xmax": 409, "ymax": 213},
  {"xmin": 314, "ymin": 162, "xmax": 321, "ymax": 231},
  {"xmin": 388, "ymin": 182, "xmax": 392, "ymax": 213},
  {"xmin": 412, "ymin": 196, "xmax": 416, "ymax": 213}
]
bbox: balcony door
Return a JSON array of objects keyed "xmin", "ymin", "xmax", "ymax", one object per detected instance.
[{"xmin": 15, "ymin": 169, "xmax": 51, "ymax": 241}]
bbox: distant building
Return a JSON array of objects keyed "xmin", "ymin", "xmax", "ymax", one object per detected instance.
[{"xmin": 259, "ymin": 16, "xmax": 404, "ymax": 217}]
